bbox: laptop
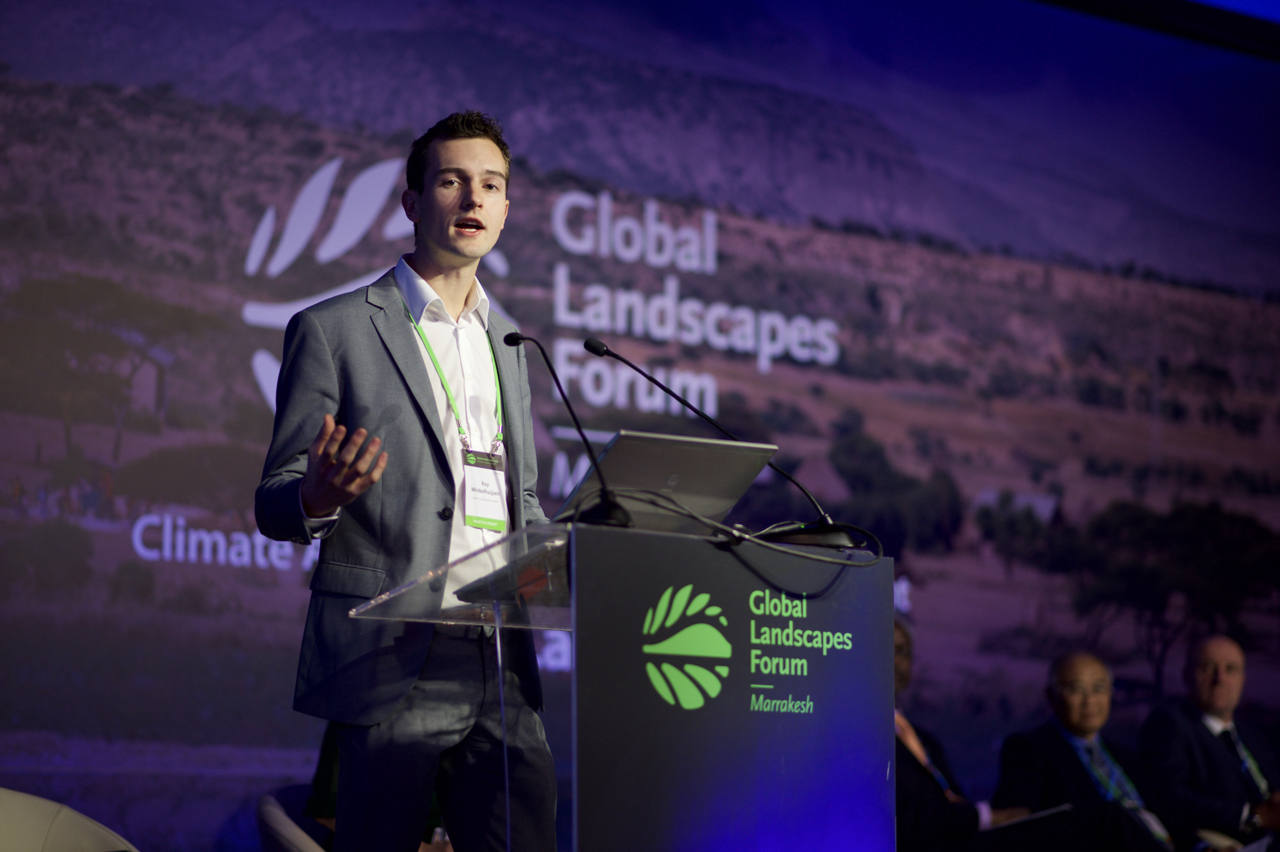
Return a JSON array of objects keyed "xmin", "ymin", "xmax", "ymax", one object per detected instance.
[{"xmin": 552, "ymin": 430, "xmax": 777, "ymax": 534}]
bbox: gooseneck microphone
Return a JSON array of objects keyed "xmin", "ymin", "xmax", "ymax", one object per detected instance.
[
  {"xmin": 503, "ymin": 333, "xmax": 630, "ymax": 527},
  {"xmin": 583, "ymin": 336, "xmax": 859, "ymax": 548}
]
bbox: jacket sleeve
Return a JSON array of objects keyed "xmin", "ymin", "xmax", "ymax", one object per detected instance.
[
  {"xmin": 514, "ymin": 340, "xmax": 548, "ymax": 526},
  {"xmin": 992, "ymin": 732, "xmax": 1047, "ymax": 811},
  {"xmin": 256, "ymin": 309, "xmax": 339, "ymax": 545},
  {"xmin": 895, "ymin": 737, "xmax": 978, "ymax": 852}
]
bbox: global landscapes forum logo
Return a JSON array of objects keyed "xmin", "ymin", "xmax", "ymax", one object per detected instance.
[
  {"xmin": 240, "ymin": 160, "xmax": 844, "ymax": 420},
  {"xmin": 643, "ymin": 585, "xmax": 854, "ymax": 713},
  {"xmin": 642, "ymin": 584, "xmax": 731, "ymax": 710}
]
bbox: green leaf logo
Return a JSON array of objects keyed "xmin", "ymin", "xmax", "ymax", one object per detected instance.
[{"xmin": 641, "ymin": 584, "xmax": 731, "ymax": 710}]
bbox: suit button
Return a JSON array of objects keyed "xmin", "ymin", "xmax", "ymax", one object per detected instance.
[{"xmin": 439, "ymin": 507, "xmax": 454, "ymax": 520}]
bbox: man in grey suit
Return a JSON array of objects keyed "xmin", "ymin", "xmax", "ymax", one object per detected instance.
[{"xmin": 256, "ymin": 111, "xmax": 555, "ymax": 852}]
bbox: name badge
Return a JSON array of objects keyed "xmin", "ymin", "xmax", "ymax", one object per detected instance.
[{"xmin": 463, "ymin": 450, "xmax": 507, "ymax": 532}]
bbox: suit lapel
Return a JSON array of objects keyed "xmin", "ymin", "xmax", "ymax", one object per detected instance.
[
  {"xmin": 488, "ymin": 320, "xmax": 524, "ymax": 477},
  {"xmin": 367, "ymin": 274, "xmax": 452, "ymax": 474}
]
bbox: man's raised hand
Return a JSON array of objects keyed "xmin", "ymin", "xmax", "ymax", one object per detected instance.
[{"xmin": 300, "ymin": 414, "xmax": 389, "ymax": 518}]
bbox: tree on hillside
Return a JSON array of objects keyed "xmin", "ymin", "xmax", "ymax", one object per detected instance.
[
  {"xmin": 115, "ymin": 444, "xmax": 264, "ymax": 520},
  {"xmin": 0, "ymin": 275, "xmax": 209, "ymax": 460},
  {"xmin": 828, "ymin": 408, "xmax": 964, "ymax": 558},
  {"xmin": 975, "ymin": 490, "xmax": 1045, "ymax": 580},
  {"xmin": 0, "ymin": 519, "xmax": 94, "ymax": 598},
  {"xmin": 0, "ymin": 311, "xmax": 130, "ymax": 456},
  {"xmin": 986, "ymin": 497, "xmax": 1280, "ymax": 698}
]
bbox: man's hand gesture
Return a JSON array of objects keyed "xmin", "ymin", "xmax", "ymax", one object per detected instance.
[{"xmin": 300, "ymin": 414, "xmax": 388, "ymax": 518}]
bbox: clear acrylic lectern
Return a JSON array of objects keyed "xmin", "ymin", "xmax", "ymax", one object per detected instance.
[
  {"xmin": 347, "ymin": 523, "xmax": 574, "ymax": 852},
  {"xmin": 348, "ymin": 522, "xmax": 572, "ymax": 630},
  {"xmin": 347, "ymin": 522, "xmax": 897, "ymax": 851}
]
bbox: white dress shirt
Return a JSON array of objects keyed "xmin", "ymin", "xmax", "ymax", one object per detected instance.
[
  {"xmin": 393, "ymin": 256, "xmax": 510, "ymax": 605},
  {"xmin": 304, "ymin": 257, "xmax": 510, "ymax": 607}
]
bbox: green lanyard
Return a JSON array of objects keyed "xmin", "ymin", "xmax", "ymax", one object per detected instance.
[
  {"xmin": 1084, "ymin": 743, "xmax": 1140, "ymax": 805},
  {"xmin": 1229, "ymin": 729, "xmax": 1272, "ymax": 799},
  {"xmin": 405, "ymin": 298, "xmax": 504, "ymax": 455}
]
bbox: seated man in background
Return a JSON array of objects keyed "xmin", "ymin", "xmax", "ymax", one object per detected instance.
[
  {"xmin": 1139, "ymin": 635, "xmax": 1280, "ymax": 850},
  {"xmin": 893, "ymin": 621, "xmax": 1028, "ymax": 852},
  {"xmin": 992, "ymin": 651, "xmax": 1171, "ymax": 851}
]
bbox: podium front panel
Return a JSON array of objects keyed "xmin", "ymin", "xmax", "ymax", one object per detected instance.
[{"xmin": 572, "ymin": 526, "xmax": 894, "ymax": 851}]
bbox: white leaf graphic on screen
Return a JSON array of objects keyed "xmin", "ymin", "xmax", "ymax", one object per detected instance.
[
  {"xmin": 315, "ymin": 159, "xmax": 403, "ymax": 263},
  {"xmin": 265, "ymin": 157, "xmax": 342, "ymax": 277},
  {"xmin": 382, "ymin": 201, "xmax": 415, "ymax": 240},
  {"xmin": 242, "ymin": 158, "xmax": 515, "ymax": 408},
  {"xmin": 483, "ymin": 247, "xmax": 510, "ymax": 278},
  {"xmin": 244, "ymin": 205, "xmax": 276, "ymax": 276},
  {"xmin": 243, "ymin": 158, "xmax": 402, "ymax": 331},
  {"xmin": 251, "ymin": 350, "xmax": 282, "ymax": 414},
  {"xmin": 242, "ymin": 269, "xmax": 388, "ymax": 330}
]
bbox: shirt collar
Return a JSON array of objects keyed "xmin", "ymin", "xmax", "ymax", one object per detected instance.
[
  {"xmin": 1201, "ymin": 713, "xmax": 1234, "ymax": 737},
  {"xmin": 1052, "ymin": 716, "xmax": 1100, "ymax": 747},
  {"xmin": 393, "ymin": 255, "xmax": 490, "ymax": 329}
]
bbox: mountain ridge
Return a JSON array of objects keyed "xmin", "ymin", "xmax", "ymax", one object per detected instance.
[{"xmin": 0, "ymin": 0, "xmax": 1277, "ymax": 297}]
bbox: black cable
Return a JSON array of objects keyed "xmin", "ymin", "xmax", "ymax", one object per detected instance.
[
  {"xmin": 605, "ymin": 488, "xmax": 881, "ymax": 566},
  {"xmin": 584, "ymin": 337, "xmax": 834, "ymax": 525},
  {"xmin": 596, "ymin": 487, "xmax": 883, "ymax": 599},
  {"xmin": 507, "ymin": 332, "xmax": 630, "ymax": 527}
]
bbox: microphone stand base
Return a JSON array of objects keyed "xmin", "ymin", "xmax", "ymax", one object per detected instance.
[{"xmin": 574, "ymin": 497, "xmax": 633, "ymax": 528}]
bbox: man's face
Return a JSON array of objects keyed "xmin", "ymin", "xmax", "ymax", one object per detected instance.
[
  {"xmin": 1188, "ymin": 636, "xmax": 1246, "ymax": 721},
  {"xmin": 403, "ymin": 136, "xmax": 509, "ymax": 269},
  {"xmin": 893, "ymin": 623, "xmax": 913, "ymax": 698},
  {"xmin": 1049, "ymin": 654, "xmax": 1112, "ymax": 739}
]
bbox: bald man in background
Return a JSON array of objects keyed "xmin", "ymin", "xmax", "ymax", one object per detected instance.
[
  {"xmin": 1139, "ymin": 635, "xmax": 1280, "ymax": 849},
  {"xmin": 993, "ymin": 651, "xmax": 1170, "ymax": 851}
]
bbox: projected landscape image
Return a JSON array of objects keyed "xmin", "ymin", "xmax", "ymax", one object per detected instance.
[{"xmin": 0, "ymin": 0, "xmax": 1278, "ymax": 846}]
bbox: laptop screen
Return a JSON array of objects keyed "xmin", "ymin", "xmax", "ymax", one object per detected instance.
[{"xmin": 552, "ymin": 430, "xmax": 777, "ymax": 534}]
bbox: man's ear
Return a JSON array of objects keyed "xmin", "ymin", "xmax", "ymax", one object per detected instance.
[
  {"xmin": 401, "ymin": 188, "xmax": 419, "ymax": 223},
  {"xmin": 402, "ymin": 189, "xmax": 421, "ymax": 245}
]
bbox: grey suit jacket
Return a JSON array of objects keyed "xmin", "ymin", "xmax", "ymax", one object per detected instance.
[{"xmin": 256, "ymin": 269, "xmax": 547, "ymax": 725}]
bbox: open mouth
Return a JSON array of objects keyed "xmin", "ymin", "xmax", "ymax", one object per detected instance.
[{"xmin": 455, "ymin": 218, "xmax": 484, "ymax": 233}]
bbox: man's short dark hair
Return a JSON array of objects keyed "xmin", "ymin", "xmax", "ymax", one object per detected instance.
[{"xmin": 406, "ymin": 111, "xmax": 511, "ymax": 193}]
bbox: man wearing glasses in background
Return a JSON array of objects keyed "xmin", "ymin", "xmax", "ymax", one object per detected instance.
[{"xmin": 993, "ymin": 651, "xmax": 1171, "ymax": 851}]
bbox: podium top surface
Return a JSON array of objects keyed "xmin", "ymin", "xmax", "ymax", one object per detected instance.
[
  {"xmin": 348, "ymin": 523, "xmax": 572, "ymax": 630},
  {"xmin": 346, "ymin": 518, "xmax": 878, "ymax": 633}
]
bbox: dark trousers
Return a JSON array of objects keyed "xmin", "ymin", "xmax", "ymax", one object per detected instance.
[{"xmin": 332, "ymin": 629, "xmax": 557, "ymax": 852}]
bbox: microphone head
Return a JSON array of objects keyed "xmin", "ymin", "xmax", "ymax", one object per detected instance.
[
  {"xmin": 503, "ymin": 332, "xmax": 524, "ymax": 346},
  {"xmin": 583, "ymin": 337, "xmax": 609, "ymax": 357}
]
